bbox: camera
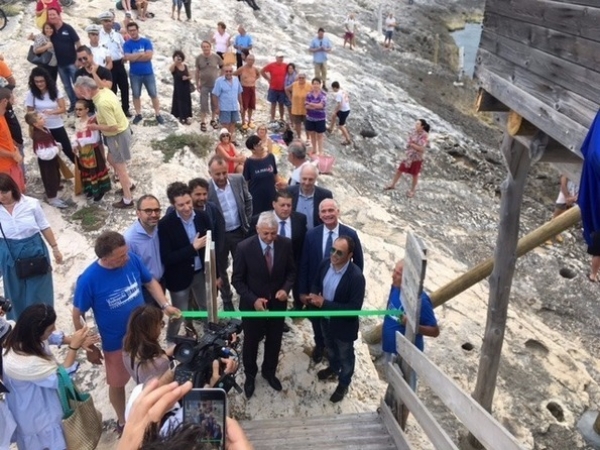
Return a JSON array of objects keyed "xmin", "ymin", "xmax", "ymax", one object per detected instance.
[
  {"xmin": 0, "ymin": 296, "xmax": 12, "ymax": 314},
  {"xmin": 173, "ymin": 319, "xmax": 242, "ymax": 393}
]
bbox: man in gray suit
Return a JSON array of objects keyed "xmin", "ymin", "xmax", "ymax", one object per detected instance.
[{"xmin": 208, "ymin": 156, "xmax": 253, "ymax": 311}]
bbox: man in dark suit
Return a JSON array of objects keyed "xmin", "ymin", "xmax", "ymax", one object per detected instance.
[
  {"xmin": 299, "ymin": 198, "xmax": 364, "ymax": 364},
  {"xmin": 249, "ymin": 190, "xmax": 307, "ymax": 312},
  {"xmin": 189, "ymin": 177, "xmax": 226, "ymax": 262},
  {"xmin": 232, "ymin": 212, "xmax": 296, "ymax": 399},
  {"xmin": 307, "ymin": 236, "xmax": 365, "ymax": 403},
  {"xmin": 158, "ymin": 182, "xmax": 215, "ymax": 341},
  {"xmin": 207, "ymin": 156, "xmax": 253, "ymax": 311},
  {"xmin": 287, "ymin": 164, "xmax": 333, "ymax": 229}
]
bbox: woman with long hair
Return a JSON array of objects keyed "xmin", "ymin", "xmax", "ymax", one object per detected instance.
[
  {"xmin": 2, "ymin": 304, "xmax": 95, "ymax": 449},
  {"xmin": 72, "ymin": 99, "xmax": 111, "ymax": 201},
  {"xmin": 25, "ymin": 66, "xmax": 75, "ymax": 163},
  {"xmin": 31, "ymin": 22, "xmax": 58, "ymax": 82},
  {"xmin": 0, "ymin": 173, "xmax": 63, "ymax": 320},
  {"xmin": 385, "ymin": 119, "xmax": 431, "ymax": 197},
  {"xmin": 122, "ymin": 305, "xmax": 174, "ymax": 384},
  {"xmin": 169, "ymin": 50, "xmax": 193, "ymax": 125}
]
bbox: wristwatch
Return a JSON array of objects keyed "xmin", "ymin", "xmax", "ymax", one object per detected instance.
[{"xmin": 160, "ymin": 302, "xmax": 171, "ymax": 311}]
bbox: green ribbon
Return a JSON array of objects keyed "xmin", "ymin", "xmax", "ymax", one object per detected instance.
[{"xmin": 181, "ymin": 309, "xmax": 399, "ymax": 319}]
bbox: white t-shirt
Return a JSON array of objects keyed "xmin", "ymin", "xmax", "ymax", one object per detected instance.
[
  {"xmin": 385, "ymin": 17, "xmax": 396, "ymax": 31},
  {"xmin": 213, "ymin": 31, "xmax": 231, "ymax": 54},
  {"xmin": 335, "ymin": 90, "xmax": 351, "ymax": 112},
  {"xmin": 345, "ymin": 18, "xmax": 358, "ymax": 33},
  {"xmin": 90, "ymin": 45, "xmax": 110, "ymax": 67},
  {"xmin": 24, "ymin": 90, "xmax": 65, "ymax": 130}
]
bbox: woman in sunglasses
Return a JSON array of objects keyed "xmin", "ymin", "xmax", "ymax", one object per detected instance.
[{"xmin": 215, "ymin": 127, "xmax": 245, "ymax": 174}]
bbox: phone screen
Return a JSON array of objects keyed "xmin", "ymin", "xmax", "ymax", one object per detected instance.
[{"xmin": 183, "ymin": 388, "xmax": 226, "ymax": 449}]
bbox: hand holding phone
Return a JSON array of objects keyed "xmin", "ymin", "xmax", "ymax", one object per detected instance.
[{"xmin": 183, "ymin": 388, "xmax": 227, "ymax": 449}]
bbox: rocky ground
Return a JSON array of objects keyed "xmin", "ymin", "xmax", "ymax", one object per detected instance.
[{"xmin": 1, "ymin": 0, "xmax": 599, "ymax": 449}]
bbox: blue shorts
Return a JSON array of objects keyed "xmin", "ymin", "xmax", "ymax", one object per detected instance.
[
  {"xmin": 385, "ymin": 30, "xmax": 393, "ymax": 40},
  {"xmin": 267, "ymin": 89, "xmax": 286, "ymax": 105},
  {"xmin": 130, "ymin": 73, "xmax": 158, "ymax": 99},
  {"xmin": 337, "ymin": 110, "xmax": 350, "ymax": 126},
  {"xmin": 305, "ymin": 119, "xmax": 326, "ymax": 133},
  {"xmin": 219, "ymin": 110, "xmax": 240, "ymax": 124}
]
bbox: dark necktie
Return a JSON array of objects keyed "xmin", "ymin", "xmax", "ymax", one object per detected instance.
[
  {"xmin": 265, "ymin": 245, "xmax": 273, "ymax": 273},
  {"xmin": 324, "ymin": 231, "xmax": 333, "ymax": 259},
  {"xmin": 279, "ymin": 220, "xmax": 286, "ymax": 237}
]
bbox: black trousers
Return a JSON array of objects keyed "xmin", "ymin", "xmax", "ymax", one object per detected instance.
[
  {"xmin": 182, "ymin": 0, "xmax": 191, "ymax": 19},
  {"xmin": 38, "ymin": 157, "xmax": 60, "ymax": 198},
  {"xmin": 218, "ymin": 228, "xmax": 246, "ymax": 304},
  {"xmin": 49, "ymin": 127, "xmax": 75, "ymax": 163},
  {"xmin": 111, "ymin": 59, "xmax": 130, "ymax": 113},
  {"xmin": 242, "ymin": 317, "xmax": 284, "ymax": 378}
]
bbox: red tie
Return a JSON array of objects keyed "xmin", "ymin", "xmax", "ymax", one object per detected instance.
[{"xmin": 265, "ymin": 245, "xmax": 273, "ymax": 273}]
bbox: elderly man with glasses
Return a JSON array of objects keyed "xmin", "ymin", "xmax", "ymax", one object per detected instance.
[{"xmin": 211, "ymin": 64, "xmax": 243, "ymax": 139}]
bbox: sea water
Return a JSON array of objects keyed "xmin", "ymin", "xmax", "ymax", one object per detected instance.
[{"xmin": 451, "ymin": 23, "xmax": 483, "ymax": 78}]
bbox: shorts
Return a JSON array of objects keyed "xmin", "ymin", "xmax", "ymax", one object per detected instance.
[
  {"xmin": 242, "ymin": 86, "xmax": 256, "ymax": 110},
  {"xmin": 104, "ymin": 349, "xmax": 131, "ymax": 388},
  {"xmin": 267, "ymin": 89, "xmax": 286, "ymax": 105},
  {"xmin": 345, "ymin": 31, "xmax": 354, "ymax": 40},
  {"xmin": 385, "ymin": 30, "xmax": 393, "ymax": 40},
  {"xmin": 130, "ymin": 73, "xmax": 157, "ymax": 99},
  {"xmin": 337, "ymin": 110, "xmax": 350, "ymax": 126},
  {"xmin": 587, "ymin": 231, "xmax": 600, "ymax": 256},
  {"xmin": 105, "ymin": 127, "xmax": 132, "ymax": 164},
  {"xmin": 398, "ymin": 160, "xmax": 423, "ymax": 176},
  {"xmin": 219, "ymin": 110, "xmax": 240, "ymax": 124},
  {"xmin": 200, "ymin": 85, "xmax": 213, "ymax": 114},
  {"xmin": 291, "ymin": 114, "xmax": 306, "ymax": 125},
  {"xmin": 305, "ymin": 119, "xmax": 326, "ymax": 134}
]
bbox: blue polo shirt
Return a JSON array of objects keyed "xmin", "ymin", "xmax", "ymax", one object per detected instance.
[
  {"xmin": 212, "ymin": 76, "xmax": 242, "ymax": 112},
  {"xmin": 309, "ymin": 36, "xmax": 332, "ymax": 64},
  {"xmin": 234, "ymin": 34, "xmax": 253, "ymax": 54},
  {"xmin": 123, "ymin": 37, "xmax": 154, "ymax": 75}
]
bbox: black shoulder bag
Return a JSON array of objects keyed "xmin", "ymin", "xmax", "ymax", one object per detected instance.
[{"xmin": 0, "ymin": 223, "xmax": 50, "ymax": 279}]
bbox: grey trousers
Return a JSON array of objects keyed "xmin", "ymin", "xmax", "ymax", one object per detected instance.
[{"xmin": 167, "ymin": 271, "xmax": 206, "ymax": 341}]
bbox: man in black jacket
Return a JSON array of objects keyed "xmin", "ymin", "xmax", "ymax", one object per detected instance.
[
  {"xmin": 158, "ymin": 182, "xmax": 216, "ymax": 341},
  {"xmin": 287, "ymin": 164, "xmax": 332, "ymax": 229},
  {"xmin": 307, "ymin": 235, "xmax": 365, "ymax": 403}
]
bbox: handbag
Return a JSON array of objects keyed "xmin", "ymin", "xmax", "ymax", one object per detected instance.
[
  {"xmin": 57, "ymin": 366, "xmax": 103, "ymax": 450},
  {"xmin": 27, "ymin": 46, "xmax": 53, "ymax": 66},
  {"xmin": 0, "ymin": 223, "xmax": 50, "ymax": 279}
]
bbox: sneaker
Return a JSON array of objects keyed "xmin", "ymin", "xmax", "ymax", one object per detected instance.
[
  {"xmin": 317, "ymin": 367, "xmax": 338, "ymax": 381},
  {"xmin": 156, "ymin": 115, "xmax": 165, "ymax": 125},
  {"xmin": 49, "ymin": 198, "xmax": 68, "ymax": 209},
  {"xmin": 132, "ymin": 114, "xmax": 143, "ymax": 125},
  {"xmin": 112, "ymin": 198, "xmax": 134, "ymax": 209},
  {"xmin": 330, "ymin": 383, "xmax": 348, "ymax": 403}
]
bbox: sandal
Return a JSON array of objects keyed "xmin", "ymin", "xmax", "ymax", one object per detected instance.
[
  {"xmin": 407, "ymin": 190, "xmax": 415, "ymax": 198},
  {"xmin": 383, "ymin": 185, "xmax": 394, "ymax": 191},
  {"xmin": 210, "ymin": 119, "xmax": 218, "ymax": 129},
  {"xmin": 341, "ymin": 141, "xmax": 352, "ymax": 146},
  {"xmin": 200, "ymin": 122, "xmax": 207, "ymax": 132}
]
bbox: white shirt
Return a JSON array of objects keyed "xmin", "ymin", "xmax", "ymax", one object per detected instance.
[
  {"xmin": 99, "ymin": 28, "xmax": 125, "ymax": 60},
  {"xmin": 0, "ymin": 195, "xmax": 50, "ymax": 240},
  {"xmin": 385, "ymin": 17, "xmax": 396, "ymax": 31},
  {"xmin": 275, "ymin": 214, "xmax": 291, "ymax": 238},
  {"xmin": 212, "ymin": 180, "xmax": 241, "ymax": 231},
  {"xmin": 24, "ymin": 90, "xmax": 65, "ymax": 130},
  {"xmin": 345, "ymin": 18, "xmax": 358, "ymax": 33},
  {"xmin": 335, "ymin": 90, "xmax": 351, "ymax": 112},
  {"xmin": 321, "ymin": 224, "xmax": 340, "ymax": 257},
  {"xmin": 213, "ymin": 32, "xmax": 231, "ymax": 54},
  {"xmin": 90, "ymin": 45, "xmax": 111, "ymax": 67}
]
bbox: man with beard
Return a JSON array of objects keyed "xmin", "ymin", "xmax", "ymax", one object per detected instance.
[{"xmin": 74, "ymin": 45, "xmax": 113, "ymax": 89}]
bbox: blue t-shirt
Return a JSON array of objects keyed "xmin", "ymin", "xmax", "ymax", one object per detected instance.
[
  {"xmin": 123, "ymin": 37, "xmax": 154, "ymax": 76},
  {"xmin": 309, "ymin": 36, "xmax": 332, "ymax": 64},
  {"xmin": 74, "ymin": 252, "xmax": 152, "ymax": 352},
  {"xmin": 382, "ymin": 286, "xmax": 437, "ymax": 353},
  {"xmin": 234, "ymin": 34, "xmax": 253, "ymax": 54}
]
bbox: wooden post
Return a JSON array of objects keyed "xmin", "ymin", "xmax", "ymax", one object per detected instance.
[
  {"xmin": 204, "ymin": 231, "xmax": 218, "ymax": 324},
  {"xmin": 468, "ymin": 133, "xmax": 532, "ymax": 447},
  {"xmin": 433, "ymin": 33, "xmax": 440, "ymax": 66}
]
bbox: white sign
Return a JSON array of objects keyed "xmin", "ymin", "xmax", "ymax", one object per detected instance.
[{"xmin": 402, "ymin": 232, "xmax": 427, "ymax": 344}]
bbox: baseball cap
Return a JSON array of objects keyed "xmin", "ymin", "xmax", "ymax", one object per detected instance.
[
  {"xmin": 275, "ymin": 51, "xmax": 284, "ymax": 58},
  {"xmin": 98, "ymin": 11, "xmax": 114, "ymax": 20},
  {"xmin": 219, "ymin": 128, "xmax": 230, "ymax": 136}
]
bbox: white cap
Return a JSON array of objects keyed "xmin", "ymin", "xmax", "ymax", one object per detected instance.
[
  {"xmin": 98, "ymin": 11, "xmax": 114, "ymax": 20},
  {"xmin": 219, "ymin": 128, "xmax": 230, "ymax": 136},
  {"xmin": 85, "ymin": 24, "xmax": 101, "ymax": 34},
  {"xmin": 275, "ymin": 51, "xmax": 284, "ymax": 58}
]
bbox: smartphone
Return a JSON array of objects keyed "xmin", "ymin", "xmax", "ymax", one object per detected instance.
[{"xmin": 182, "ymin": 388, "xmax": 227, "ymax": 449}]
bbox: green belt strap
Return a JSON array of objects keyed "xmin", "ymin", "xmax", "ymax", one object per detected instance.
[{"xmin": 181, "ymin": 309, "xmax": 400, "ymax": 319}]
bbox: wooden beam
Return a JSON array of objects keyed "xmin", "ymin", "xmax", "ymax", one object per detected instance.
[
  {"xmin": 476, "ymin": 67, "xmax": 587, "ymax": 152},
  {"xmin": 507, "ymin": 111, "xmax": 537, "ymax": 137},
  {"xmin": 486, "ymin": 0, "xmax": 600, "ymax": 43},
  {"xmin": 379, "ymin": 400, "xmax": 413, "ymax": 450},
  {"xmin": 386, "ymin": 363, "xmax": 459, "ymax": 450},
  {"xmin": 395, "ymin": 332, "xmax": 526, "ymax": 450},
  {"xmin": 475, "ymin": 88, "xmax": 509, "ymax": 112},
  {"xmin": 476, "ymin": 47, "xmax": 598, "ymax": 129}
]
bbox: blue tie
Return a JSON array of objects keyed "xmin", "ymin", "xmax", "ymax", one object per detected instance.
[
  {"xmin": 324, "ymin": 230, "xmax": 333, "ymax": 259},
  {"xmin": 279, "ymin": 220, "xmax": 286, "ymax": 237}
]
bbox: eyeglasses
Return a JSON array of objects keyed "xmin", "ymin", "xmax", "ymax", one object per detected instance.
[
  {"xmin": 140, "ymin": 208, "xmax": 161, "ymax": 215},
  {"xmin": 221, "ymin": 134, "xmax": 230, "ymax": 138},
  {"xmin": 330, "ymin": 248, "xmax": 345, "ymax": 257},
  {"xmin": 77, "ymin": 56, "xmax": 88, "ymax": 62}
]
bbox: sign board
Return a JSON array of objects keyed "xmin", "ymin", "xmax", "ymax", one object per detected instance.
[{"xmin": 401, "ymin": 232, "xmax": 427, "ymax": 345}]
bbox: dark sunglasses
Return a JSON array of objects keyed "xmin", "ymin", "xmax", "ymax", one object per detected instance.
[
  {"xmin": 330, "ymin": 248, "xmax": 345, "ymax": 257},
  {"xmin": 140, "ymin": 208, "xmax": 161, "ymax": 215},
  {"xmin": 220, "ymin": 134, "xmax": 230, "ymax": 138},
  {"xmin": 77, "ymin": 56, "xmax": 88, "ymax": 62}
]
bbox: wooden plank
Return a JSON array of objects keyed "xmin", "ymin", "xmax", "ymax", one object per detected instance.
[
  {"xmin": 379, "ymin": 399, "xmax": 414, "ymax": 450},
  {"xmin": 242, "ymin": 432, "xmax": 396, "ymax": 448},
  {"xmin": 476, "ymin": 88, "xmax": 509, "ymax": 112},
  {"xmin": 395, "ymin": 332, "xmax": 527, "ymax": 450},
  {"xmin": 486, "ymin": 0, "xmax": 600, "ymax": 43},
  {"xmin": 475, "ymin": 67, "xmax": 588, "ymax": 152},
  {"xmin": 483, "ymin": 11, "xmax": 600, "ymax": 74},
  {"xmin": 386, "ymin": 362, "xmax": 459, "ymax": 450},
  {"xmin": 243, "ymin": 422, "xmax": 387, "ymax": 437},
  {"xmin": 249, "ymin": 443, "xmax": 397, "ymax": 450},
  {"xmin": 401, "ymin": 232, "xmax": 427, "ymax": 343},
  {"xmin": 240, "ymin": 412, "xmax": 380, "ymax": 429},
  {"xmin": 479, "ymin": 30, "xmax": 600, "ymax": 108},
  {"xmin": 476, "ymin": 48, "xmax": 598, "ymax": 129}
]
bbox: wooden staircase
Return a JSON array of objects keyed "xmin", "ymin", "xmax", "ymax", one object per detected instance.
[{"xmin": 241, "ymin": 410, "xmax": 401, "ymax": 450}]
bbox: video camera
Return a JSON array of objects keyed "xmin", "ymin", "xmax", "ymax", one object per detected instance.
[
  {"xmin": 173, "ymin": 319, "xmax": 243, "ymax": 394},
  {"xmin": 0, "ymin": 296, "xmax": 12, "ymax": 314}
]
